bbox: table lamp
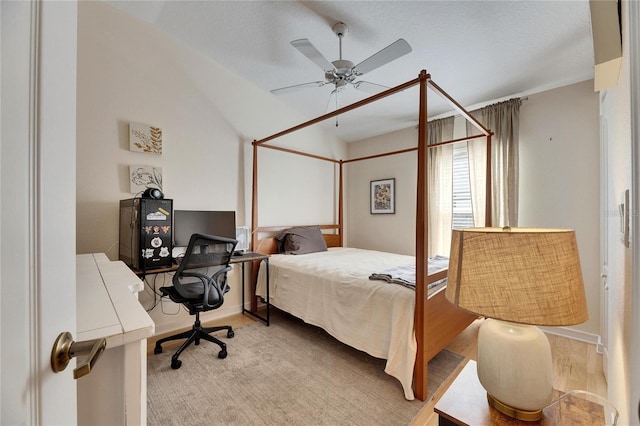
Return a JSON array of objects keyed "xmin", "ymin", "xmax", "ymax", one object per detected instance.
[{"xmin": 446, "ymin": 227, "xmax": 589, "ymax": 421}]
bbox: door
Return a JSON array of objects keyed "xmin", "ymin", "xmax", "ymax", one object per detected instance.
[
  {"xmin": 631, "ymin": 1, "xmax": 640, "ymax": 423},
  {"xmin": 1, "ymin": 1, "xmax": 78, "ymax": 423}
]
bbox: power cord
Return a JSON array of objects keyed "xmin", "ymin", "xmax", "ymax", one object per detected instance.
[
  {"xmin": 143, "ymin": 272, "xmax": 170, "ymax": 313},
  {"xmin": 141, "ymin": 272, "xmax": 180, "ymax": 315}
]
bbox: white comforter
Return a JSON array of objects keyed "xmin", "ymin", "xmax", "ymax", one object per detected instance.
[{"xmin": 255, "ymin": 247, "xmax": 447, "ymax": 400}]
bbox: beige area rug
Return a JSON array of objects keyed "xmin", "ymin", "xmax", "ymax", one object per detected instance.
[{"xmin": 147, "ymin": 311, "xmax": 464, "ymax": 426}]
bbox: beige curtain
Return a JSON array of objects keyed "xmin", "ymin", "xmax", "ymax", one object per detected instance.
[
  {"xmin": 467, "ymin": 110, "xmax": 487, "ymax": 227},
  {"xmin": 466, "ymin": 98, "xmax": 521, "ymax": 227},
  {"xmin": 428, "ymin": 117, "xmax": 454, "ymax": 256}
]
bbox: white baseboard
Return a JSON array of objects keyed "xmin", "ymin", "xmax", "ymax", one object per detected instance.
[{"xmin": 540, "ymin": 325, "xmax": 601, "ymax": 346}]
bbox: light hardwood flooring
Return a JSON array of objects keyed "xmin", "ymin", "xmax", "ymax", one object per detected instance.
[{"xmin": 147, "ymin": 313, "xmax": 607, "ymax": 425}]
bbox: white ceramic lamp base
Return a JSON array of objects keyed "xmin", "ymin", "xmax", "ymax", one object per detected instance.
[{"xmin": 477, "ymin": 318, "xmax": 554, "ymax": 421}]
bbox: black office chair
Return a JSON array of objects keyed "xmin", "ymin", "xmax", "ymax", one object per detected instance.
[{"xmin": 154, "ymin": 233, "xmax": 237, "ymax": 369}]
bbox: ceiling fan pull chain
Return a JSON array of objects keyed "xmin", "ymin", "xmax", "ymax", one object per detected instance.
[{"xmin": 334, "ymin": 89, "xmax": 340, "ymax": 127}]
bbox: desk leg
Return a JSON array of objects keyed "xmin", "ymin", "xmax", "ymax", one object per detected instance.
[
  {"xmin": 266, "ymin": 258, "xmax": 270, "ymax": 324},
  {"xmin": 438, "ymin": 415, "xmax": 459, "ymax": 426},
  {"xmin": 241, "ymin": 261, "xmax": 245, "ymax": 320},
  {"xmin": 241, "ymin": 258, "xmax": 270, "ymax": 326}
]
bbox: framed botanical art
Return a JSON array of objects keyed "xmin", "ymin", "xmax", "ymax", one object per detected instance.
[
  {"xmin": 129, "ymin": 121, "xmax": 162, "ymax": 154},
  {"xmin": 370, "ymin": 178, "xmax": 395, "ymax": 214},
  {"xmin": 129, "ymin": 165, "xmax": 163, "ymax": 194}
]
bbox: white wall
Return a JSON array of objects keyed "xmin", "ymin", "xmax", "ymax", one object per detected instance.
[
  {"xmin": 346, "ymin": 127, "xmax": 417, "ymax": 255},
  {"xmin": 519, "ymin": 80, "xmax": 600, "ymax": 336},
  {"xmin": 76, "ymin": 1, "xmax": 345, "ymax": 334}
]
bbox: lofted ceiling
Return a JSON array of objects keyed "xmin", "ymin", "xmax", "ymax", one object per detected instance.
[{"xmin": 105, "ymin": 0, "xmax": 595, "ymax": 142}]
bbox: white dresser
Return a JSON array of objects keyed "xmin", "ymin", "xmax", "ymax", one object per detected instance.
[{"xmin": 76, "ymin": 253, "xmax": 154, "ymax": 425}]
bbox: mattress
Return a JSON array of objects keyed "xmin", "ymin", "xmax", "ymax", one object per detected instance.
[{"xmin": 255, "ymin": 247, "xmax": 448, "ymax": 400}]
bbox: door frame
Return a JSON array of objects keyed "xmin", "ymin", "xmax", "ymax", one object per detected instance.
[{"xmin": 599, "ymin": 113, "xmax": 609, "ymax": 379}]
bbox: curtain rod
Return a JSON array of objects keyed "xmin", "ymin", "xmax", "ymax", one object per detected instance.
[{"xmin": 429, "ymin": 96, "xmax": 528, "ymax": 121}]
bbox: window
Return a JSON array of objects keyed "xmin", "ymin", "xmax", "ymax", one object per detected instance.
[{"xmin": 452, "ymin": 142, "xmax": 473, "ymax": 228}]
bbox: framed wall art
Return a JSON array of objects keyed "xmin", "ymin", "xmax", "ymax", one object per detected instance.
[
  {"xmin": 129, "ymin": 165, "xmax": 163, "ymax": 194},
  {"xmin": 129, "ymin": 121, "xmax": 162, "ymax": 154},
  {"xmin": 370, "ymin": 178, "xmax": 395, "ymax": 214}
]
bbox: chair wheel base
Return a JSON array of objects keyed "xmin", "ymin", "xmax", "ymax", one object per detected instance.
[{"xmin": 154, "ymin": 321, "xmax": 233, "ymax": 367}]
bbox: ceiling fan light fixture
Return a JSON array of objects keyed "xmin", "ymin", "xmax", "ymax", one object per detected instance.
[
  {"xmin": 271, "ymin": 21, "xmax": 412, "ymax": 112},
  {"xmin": 331, "ymin": 59, "xmax": 356, "ymax": 82}
]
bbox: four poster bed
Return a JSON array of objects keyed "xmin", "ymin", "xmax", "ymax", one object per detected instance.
[{"xmin": 249, "ymin": 70, "xmax": 493, "ymax": 401}]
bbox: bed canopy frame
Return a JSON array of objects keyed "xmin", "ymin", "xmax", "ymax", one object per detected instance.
[{"xmin": 250, "ymin": 70, "xmax": 492, "ymax": 401}]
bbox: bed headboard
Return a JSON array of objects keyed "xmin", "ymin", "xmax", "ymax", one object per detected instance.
[{"xmin": 253, "ymin": 225, "xmax": 342, "ymax": 255}]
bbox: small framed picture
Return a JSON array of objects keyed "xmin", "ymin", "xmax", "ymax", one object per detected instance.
[
  {"xmin": 370, "ymin": 178, "xmax": 395, "ymax": 214},
  {"xmin": 129, "ymin": 121, "xmax": 162, "ymax": 154},
  {"xmin": 129, "ymin": 165, "xmax": 163, "ymax": 194}
]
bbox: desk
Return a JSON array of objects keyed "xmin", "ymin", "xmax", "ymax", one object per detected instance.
[
  {"xmin": 76, "ymin": 253, "xmax": 154, "ymax": 425},
  {"xmin": 434, "ymin": 360, "xmax": 606, "ymax": 425},
  {"xmin": 131, "ymin": 252, "xmax": 271, "ymax": 325},
  {"xmin": 231, "ymin": 252, "xmax": 270, "ymax": 325}
]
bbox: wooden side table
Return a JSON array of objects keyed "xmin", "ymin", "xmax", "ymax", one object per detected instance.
[
  {"xmin": 434, "ymin": 360, "xmax": 531, "ymax": 425},
  {"xmin": 434, "ymin": 360, "xmax": 607, "ymax": 425}
]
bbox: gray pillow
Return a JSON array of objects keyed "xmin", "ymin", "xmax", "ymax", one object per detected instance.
[{"xmin": 275, "ymin": 225, "xmax": 328, "ymax": 255}]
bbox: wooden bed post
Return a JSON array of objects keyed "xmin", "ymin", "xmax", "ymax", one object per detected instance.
[
  {"xmin": 414, "ymin": 69, "xmax": 430, "ymax": 401},
  {"xmin": 339, "ymin": 160, "xmax": 344, "ymax": 247},
  {"xmin": 250, "ymin": 141, "xmax": 260, "ymax": 312},
  {"xmin": 485, "ymin": 134, "xmax": 492, "ymax": 226},
  {"xmin": 251, "ymin": 141, "xmax": 259, "ymax": 248}
]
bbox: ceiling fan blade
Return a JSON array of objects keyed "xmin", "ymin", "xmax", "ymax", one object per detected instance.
[
  {"xmin": 353, "ymin": 80, "xmax": 389, "ymax": 94},
  {"xmin": 271, "ymin": 80, "xmax": 326, "ymax": 95},
  {"xmin": 325, "ymin": 88, "xmax": 344, "ymax": 113},
  {"xmin": 291, "ymin": 39, "xmax": 336, "ymax": 72},
  {"xmin": 354, "ymin": 38, "xmax": 412, "ymax": 75}
]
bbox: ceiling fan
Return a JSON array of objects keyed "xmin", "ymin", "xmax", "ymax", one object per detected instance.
[{"xmin": 271, "ymin": 22, "xmax": 412, "ymax": 113}]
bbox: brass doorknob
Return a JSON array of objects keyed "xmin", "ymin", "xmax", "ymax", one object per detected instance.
[{"xmin": 51, "ymin": 332, "xmax": 107, "ymax": 379}]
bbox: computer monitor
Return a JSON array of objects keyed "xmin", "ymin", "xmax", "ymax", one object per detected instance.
[{"xmin": 173, "ymin": 210, "xmax": 236, "ymax": 247}]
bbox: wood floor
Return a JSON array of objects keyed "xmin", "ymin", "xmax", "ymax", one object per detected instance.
[{"xmin": 147, "ymin": 313, "xmax": 607, "ymax": 426}]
